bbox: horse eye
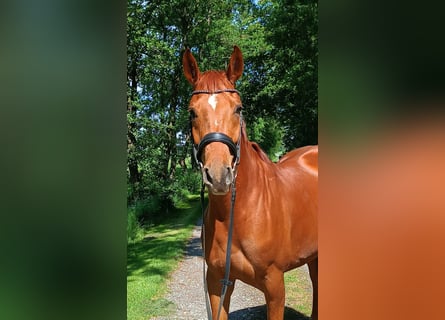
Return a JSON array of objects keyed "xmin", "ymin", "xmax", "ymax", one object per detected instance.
[
  {"xmin": 189, "ymin": 109, "xmax": 197, "ymax": 120},
  {"xmin": 235, "ymin": 105, "xmax": 242, "ymax": 114}
]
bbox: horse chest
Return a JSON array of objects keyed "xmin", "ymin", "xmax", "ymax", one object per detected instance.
[
  {"xmin": 206, "ymin": 225, "xmax": 269, "ymax": 279},
  {"xmin": 207, "ymin": 242, "xmax": 257, "ymax": 284}
]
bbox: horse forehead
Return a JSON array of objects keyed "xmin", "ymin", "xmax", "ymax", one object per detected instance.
[
  {"xmin": 193, "ymin": 94, "xmax": 233, "ymax": 114},
  {"xmin": 208, "ymin": 94, "xmax": 217, "ymax": 110}
]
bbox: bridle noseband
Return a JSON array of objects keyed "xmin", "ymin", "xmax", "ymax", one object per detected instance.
[
  {"xmin": 190, "ymin": 89, "xmax": 242, "ymax": 169},
  {"xmin": 193, "ymin": 132, "xmax": 240, "ymax": 168}
]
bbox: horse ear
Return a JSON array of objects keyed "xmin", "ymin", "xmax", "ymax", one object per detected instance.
[
  {"xmin": 226, "ymin": 46, "xmax": 244, "ymax": 85},
  {"xmin": 182, "ymin": 48, "xmax": 200, "ymax": 86}
]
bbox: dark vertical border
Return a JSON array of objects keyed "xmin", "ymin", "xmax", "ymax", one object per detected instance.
[{"xmin": 0, "ymin": 1, "xmax": 127, "ymax": 319}]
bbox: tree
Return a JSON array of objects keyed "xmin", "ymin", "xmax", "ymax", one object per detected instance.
[{"xmin": 247, "ymin": 0, "xmax": 318, "ymax": 149}]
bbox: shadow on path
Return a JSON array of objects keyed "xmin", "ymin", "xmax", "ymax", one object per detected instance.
[
  {"xmin": 185, "ymin": 234, "xmax": 202, "ymax": 257},
  {"xmin": 229, "ymin": 305, "xmax": 310, "ymax": 320},
  {"xmin": 182, "ymin": 218, "xmax": 203, "ymax": 258}
]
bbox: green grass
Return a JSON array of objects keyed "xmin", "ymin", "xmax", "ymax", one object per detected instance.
[
  {"xmin": 127, "ymin": 196, "xmax": 201, "ymax": 320},
  {"xmin": 284, "ymin": 267, "xmax": 313, "ymax": 317}
]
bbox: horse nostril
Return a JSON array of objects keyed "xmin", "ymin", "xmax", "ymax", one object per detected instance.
[
  {"xmin": 205, "ymin": 168, "xmax": 213, "ymax": 184},
  {"xmin": 225, "ymin": 167, "xmax": 233, "ymax": 185}
]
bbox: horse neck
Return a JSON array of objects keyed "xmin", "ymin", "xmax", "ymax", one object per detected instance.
[
  {"xmin": 236, "ymin": 128, "xmax": 265, "ymax": 184},
  {"xmin": 207, "ymin": 129, "xmax": 263, "ymax": 221}
]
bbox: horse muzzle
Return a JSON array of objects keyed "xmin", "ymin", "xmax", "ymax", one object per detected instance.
[
  {"xmin": 193, "ymin": 131, "xmax": 240, "ymax": 195},
  {"xmin": 202, "ymin": 165, "xmax": 234, "ymax": 195}
]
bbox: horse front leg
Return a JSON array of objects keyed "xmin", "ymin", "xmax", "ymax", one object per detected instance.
[
  {"xmin": 308, "ymin": 258, "xmax": 318, "ymax": 320},
  {"xmin": 207, "ymin": 268, "xmax": 235, "ymax": 320},
  {"xmin": 262, "ymin": 266, "xmax": 285, "ymax": 320}
]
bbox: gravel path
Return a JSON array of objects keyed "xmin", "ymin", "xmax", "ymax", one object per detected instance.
[{"xmin": 152, "ymin": 220, "xmax": 312, "ymax": 320}]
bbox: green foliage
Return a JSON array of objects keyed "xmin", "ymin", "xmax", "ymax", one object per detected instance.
[
  {"xmin": 127, "ymin": 195, "xmax": 166, "ymax": 242},
  {"xmin": 167, "ymin": 169, "xmax": 201, "ymax": 208},
  {"xmin": 249, "ymin": 117, "xmax": 285, "ymax": 161},
  {"xmin": 127, "ymin": 207, "xmax": 144, "ymax": 243},
  {"xmin": 243, "ymin": 0, "xmax": 318, "ymax": 149}
]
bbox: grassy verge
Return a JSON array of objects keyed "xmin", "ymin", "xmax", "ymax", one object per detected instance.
[
  {"xmin": 284, "ymin": 267, "xmax": 313, "ymax": 317},
  {"xmin": 127, "ymin": 195, "xmax": 201, "ymax": 320}
]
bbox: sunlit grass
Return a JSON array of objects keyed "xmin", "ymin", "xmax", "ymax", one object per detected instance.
[
  {"xmin": 127, "ymin": 198, "xmax": 201, "ymax": 320},
  {"xmin": 284, "ymin": 266, "xmax": 313, "ymax": 317}
]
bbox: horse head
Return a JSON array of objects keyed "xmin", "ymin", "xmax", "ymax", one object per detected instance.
[{"xmin": 183, "ymin": 46, "xmax": 244, "ymax": 195}]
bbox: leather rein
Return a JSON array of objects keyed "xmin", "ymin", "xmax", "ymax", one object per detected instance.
[{"xmin": 190, "ymin": 88, "xmax": 241, "ymax": 320}]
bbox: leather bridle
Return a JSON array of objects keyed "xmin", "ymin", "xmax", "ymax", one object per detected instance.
[{"xmin": 189, "ymin": 88, "xmax": 241, "ymax": 320}]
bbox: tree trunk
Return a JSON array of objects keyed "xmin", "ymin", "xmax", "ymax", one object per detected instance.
[
  {"xmin": 167, "ymin": 69, "xmax": 182, "ymax": 180},
  {"xmin": 127, "ymin": 59, "xmax": 141, "ymax": 199}
]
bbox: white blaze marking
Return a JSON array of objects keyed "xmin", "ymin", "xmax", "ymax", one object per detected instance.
[{"xmin": 208, "ymin": 94, "xmax": 217, "ymax": 110}]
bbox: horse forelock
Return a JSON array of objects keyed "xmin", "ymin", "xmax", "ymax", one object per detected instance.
[{"xmin": 195, "ymin": 71, "xmax": 234, "ymax": 91}]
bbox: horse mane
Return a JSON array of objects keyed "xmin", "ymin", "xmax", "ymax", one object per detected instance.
[
  {"xmin": 250, "ymin": 142, "xmax": 272, "ymax": 163},
  {"xmin": 196, "ymin": 71, "xmax": 234, "ymax": 91}
]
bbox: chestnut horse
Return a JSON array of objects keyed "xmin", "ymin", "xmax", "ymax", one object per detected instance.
[{"xmin": 183, "ymin": 46, "xmax": 318, "ymax": 320}]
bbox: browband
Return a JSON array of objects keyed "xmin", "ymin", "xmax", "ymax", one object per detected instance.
[{"xmin": 191, "ymin": 89, "xmax": 240, "ymax": 96}]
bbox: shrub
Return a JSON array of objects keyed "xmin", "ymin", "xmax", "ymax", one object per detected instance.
[
  {"xmin": 127, "ymin": 207, "xmax": 144, "ymax": 243},
  {"xmin": 127, "ymin": 194, "xmax": 167, "ymax": 243},
  {"xmin": 168, "ymin": 169, "xmax": 201, "ymax": 208}
]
